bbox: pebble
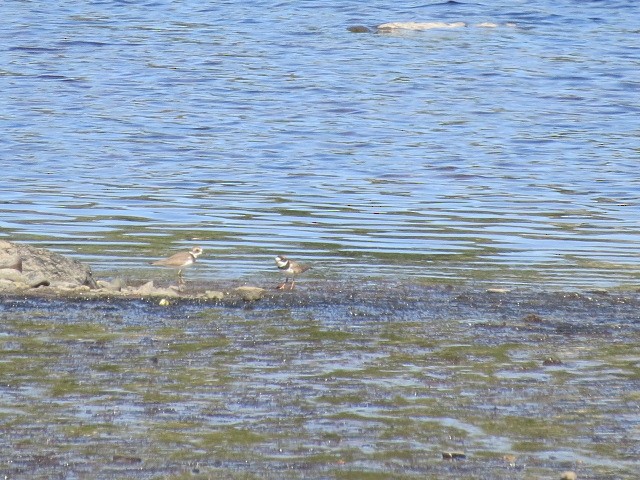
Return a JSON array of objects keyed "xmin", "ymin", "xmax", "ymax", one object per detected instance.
[{"xmin": 560, "ymin": 471, "xmax": 577, "ymax": 480}]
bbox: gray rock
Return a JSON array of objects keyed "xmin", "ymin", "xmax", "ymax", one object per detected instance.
[
  {"xmin": 0, "ymin": 240, "xmax": 96, "ymax": 289},
  {"xmin": 23, "ymin": 272, "xmax": 50, "ymax": 288},
  {"xmin": 234, "ymin": 286, "xmax": 265, "ymax": 301},
  {"xmin": 135, "ymin": 281, "xmax": 156, "ymax": 295},
  {"xmin": 0, "ymin": 251, "xmax": 22, "ymax": 271},
  {"xmin": 0, "ymin": 268, "xmax": 24, "ymax": 283},
  {"xmin": 97, "ymin": 278, "xmax": 125, "ymax": 292},
  {"xmin": 133, "ymin": 281, "xmax": 179, "ymax": 298},
  {"xmin": 206, "ymin": 290, "xmax": 225, "ymax": 301},
  {"xmin": 0, "ymin": 279, "xmax": 22, "ymax": 291}
]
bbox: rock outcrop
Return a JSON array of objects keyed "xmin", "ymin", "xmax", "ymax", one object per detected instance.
[
  {"xmin": 0, "ymin": 240, "xmax": 270, "ymax": 302},
  {"xmin": 0, "ymin": 240, "xmax": 97, "ymax": 291}
]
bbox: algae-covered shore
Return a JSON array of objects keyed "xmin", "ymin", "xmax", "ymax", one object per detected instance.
[{"xmin": 1, "ymin": 282, "xmax": 638, "ymax": 479}]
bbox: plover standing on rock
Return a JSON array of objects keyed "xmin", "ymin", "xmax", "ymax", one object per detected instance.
[{"xmin": 151, "ymin": 246, "xmax": 203, "ymax": 286}]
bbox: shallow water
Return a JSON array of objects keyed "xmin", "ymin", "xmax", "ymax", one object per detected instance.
[
  {"xmin": 1, "ymin": 2, "xmax": 639, "ymax": 477},
  {"xmin": 1, "ymin": 285, "xmax": 639, "ymax": 478},
  {"xmin": 1, "ymin": 1, "xmax": 640, "ymax": 288}
]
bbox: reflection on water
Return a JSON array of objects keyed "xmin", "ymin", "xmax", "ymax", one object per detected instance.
[{"xmin": 1, "ymin": 1, "xmax": 639, "ymax": 288}]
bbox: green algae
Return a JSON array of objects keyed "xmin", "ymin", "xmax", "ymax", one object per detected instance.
[
  {"xmin": 1, "ymin": 288, "xmax": 639, "ymax": 479},
  {"xmin": 167, "ymin": 337, "xmax": 230, "ymax": 355}
]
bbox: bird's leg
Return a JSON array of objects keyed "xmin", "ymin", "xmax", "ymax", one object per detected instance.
[
  {"xmin": 277, "ymin": 277, "xmax": 289, "ymax": 290},
  {"xmin": 290, "ymin": 278, "xmax": 296, "ymax": 290}
]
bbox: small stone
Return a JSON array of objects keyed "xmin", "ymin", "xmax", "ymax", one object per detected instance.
[
  {"xmin": 442, "ymin": 451, "xmax": 466, "ymax": 460},
  {"xmin": 158, "ymin": 298, "xmax": 170, "ymax": 306},
  {"xmin": 560, "ymin": 471, "xmax": 577, "ymax": 480},
  {"xmin": 52, "ymin": 281, "xmax": 80, "ymax": 290},
  {"xmin": 97, "ymin": 278, "xmax": 125, "ymax": 292},
  {"xmin": 523, "ymin": 313, "xmax": 544, "ymax": 323},
  {"xmin": 235, "ymin": 286, "xmax": 265, "ymax": 301},
  {"xmin": 136, "ymin": 281, "xmax": 156, "ymax": 295},
  {"xmin": 133, "ymin": 281, "xmax": 179, "ymax": 298},
  {"xmin": 206, "ymin": 290, "xmax": 225, "ymax": 301},
  {"xmin": 543, "ymin": 357, "xmax": 563, "ymax": 366}
]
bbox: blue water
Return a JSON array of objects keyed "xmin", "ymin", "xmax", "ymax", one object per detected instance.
[{"xmin": 1, "ymin": 1, "xmax": 639, "ymax": 287}]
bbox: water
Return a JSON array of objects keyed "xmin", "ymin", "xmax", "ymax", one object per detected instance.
[
  {"xmin": 1, "ymin": 288, "xmax": 639, "ymax": 479},
  {"xmin": 1, "ymin": 1, "xmax": 639, "ymax": 287}
]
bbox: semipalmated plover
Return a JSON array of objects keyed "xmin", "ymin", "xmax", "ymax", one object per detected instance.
[
  {"xmin": 275, "ymin": 255, "xmax": 310, "ymax": 290},
  {"xmin": 151, "ymin": 246, "xmax": 203, "ymax": 285}
]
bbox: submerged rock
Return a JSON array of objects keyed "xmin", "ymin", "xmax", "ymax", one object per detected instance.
[
  {"xmin": 347, "ymin": 25, "xmax": 372, "ymax": 33},
  {"xmin": 0, "ymin": 240, "xmax": 96, "ymax": 291}
]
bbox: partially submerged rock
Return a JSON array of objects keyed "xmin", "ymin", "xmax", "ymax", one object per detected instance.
[
  {"xmin": 378, "ymin": 21, "xmax": 467, "ymax": 31},
  {"xmin": 132, "ymin": 280, "xmax": 179, "ymax": 298},
  {"xmin": 0, "ymin": 241, "xmax": 270, "ymax": 303},
  {"xmin": 0, "ymin": 240, "xmax": 97, "ymax": 291},
  {"xmin": 234, "ymin": 286, "xmax": 266, "ymax": 301},
  {"xmin": 348, "ymin": 21, "xmax": 515, "ymax": 34}
]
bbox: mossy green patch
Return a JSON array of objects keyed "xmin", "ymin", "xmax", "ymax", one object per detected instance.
[
  {"xmin": 168, "ymin": 337, "xmax": 230, "ymax": 355},
  {"xmin": 197, "ymin": 428, "xmax": 265, "ymax": 447},
  {"xmin": 482, "ymin": 415, "xmax": 567, "ymax": 440}
]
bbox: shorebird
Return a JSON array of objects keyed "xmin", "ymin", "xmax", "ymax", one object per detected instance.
[
  {"xmin": 151, "ymin": 246, "xmax": 203, "ymax": 285},
  {"xmin": 274, "ymin": 255, "xmax": 310, "ymax": 290}
]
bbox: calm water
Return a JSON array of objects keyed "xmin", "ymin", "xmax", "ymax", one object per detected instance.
[{"xmin": 1, "ymin": 1, "xmax": 639, "ymax": 287}]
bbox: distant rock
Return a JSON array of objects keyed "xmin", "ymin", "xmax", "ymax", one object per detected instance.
[
  {"xmin": 378, "ymin": 21, "xmax": 468, "ymax": 31},
  {"xmin": 0, "ymin": 240, "xmax": 97, "ymax": 291},
  {"xmin": 347, "ymin": 25, "xmax": 372, "ymax": 33},
  {"xmin": 348, "ymin": 21, "xmax": 516, "ymax": 34}
]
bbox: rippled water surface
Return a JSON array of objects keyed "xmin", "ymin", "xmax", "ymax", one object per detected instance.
[{"xmin": 1, "ymin": 0, "xmax": 639, "ymax": 287}]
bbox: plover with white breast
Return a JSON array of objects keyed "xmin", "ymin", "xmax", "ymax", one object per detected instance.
[{"xmin": 274, "ymin": 255, "xmax": 310, "ymax": 290}]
